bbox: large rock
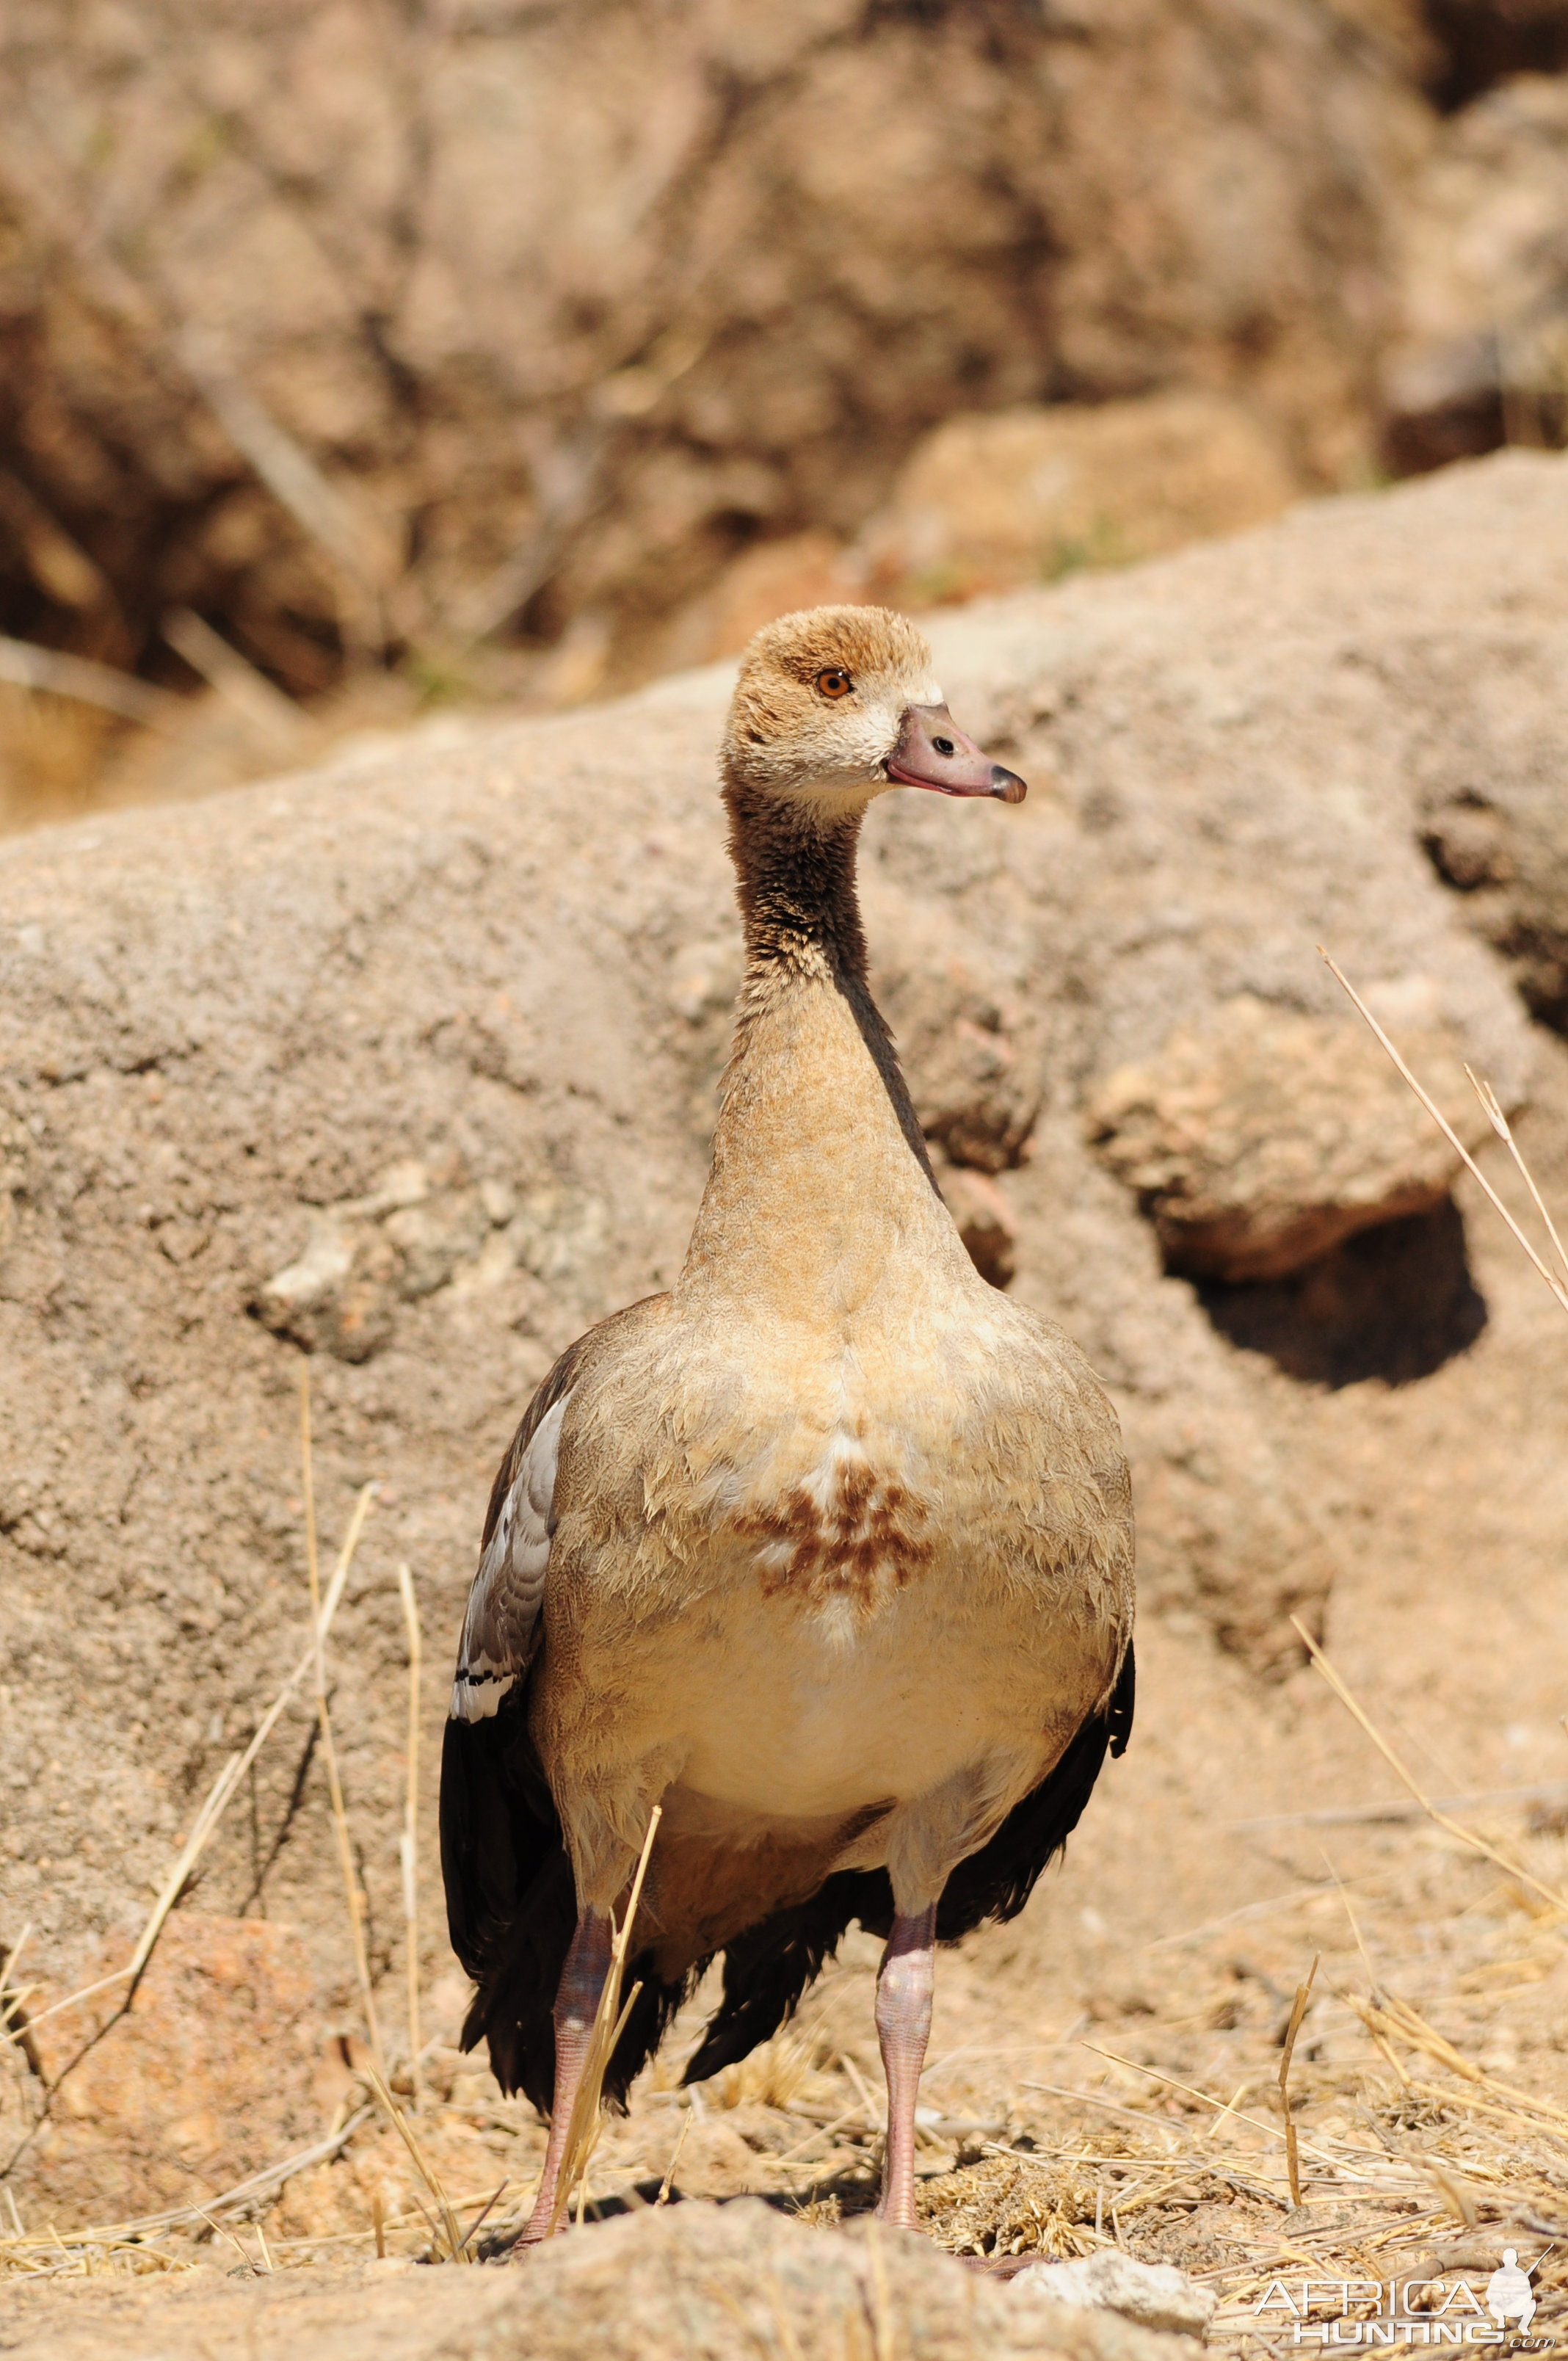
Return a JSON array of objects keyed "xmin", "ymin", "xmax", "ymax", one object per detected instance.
[
  {"xmin": 1086, "ymin": 993, "xmax": 1498, "ymax": 1282},
  {"xmin": 0, "ymin": 452, "xmax": 1555, "ymax": 2046},
  {"xmin": 20, "ymin": 1917, "xmax": 327, "ymax": 2222},
  {"xmin": 0, "ymin": 0, "xmax": 1425, "ymax": 685},
  {"xmin": 857, "ymin": 394, "xmax": 1303, "ymax": 608},
  {"xmin": 1012, "ymin": 2250, "xmax": 1219, "ymax": 2340},
  {"xmin": 0, "ymin": 2197, "xmax": 1194, "ymax": 2361}
]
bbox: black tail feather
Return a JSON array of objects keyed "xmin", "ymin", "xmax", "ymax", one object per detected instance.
[{"xmin": 680, "ymin": 1865, "xmax": 890, "ymax": 2086}]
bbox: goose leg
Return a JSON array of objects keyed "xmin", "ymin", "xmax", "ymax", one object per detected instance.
[
  {"xmin": 874, "ymin": 1903, "xmax": 937, "ymax": 2230},
  {"xmin": 517, "ymin": 1910, "xmax": 612, "ymax": 2247}
]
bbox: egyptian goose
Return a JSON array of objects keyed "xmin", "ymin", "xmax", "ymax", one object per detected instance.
[{"xmin": 440, "ymin": 606, "xmax": 1134, "ymax": 2241}]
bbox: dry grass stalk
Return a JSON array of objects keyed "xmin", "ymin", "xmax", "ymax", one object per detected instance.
[
  {"xmin": 1081, "ymin": 2041, "xmax": 1346, "ymax": 2171},
  {"xmin": 364, "ymin": 2068, "xmax": 466, "ymax": 2263},
  {"xmin": 396, "ymin": 1562, "xmax": 423, "ymax": 2106},
  {"xmin": 658, "ymin": 2107, "xmax": 692, "ymax": 2202},
  {"xmin": 1427, "ymin": 2159, "xmax": 1481, "ymax": 2229},
  {"xmin": 1278, "ymin": 1956, "xmax": 1319, "ymax": 2206},
  {"xmin": 195, "ymin": 2206, "xmax": 258, "ymax": 2272},
  {"xmin": 175, "ymin": 329, "xmax": 404, "ymax": 653},
  {"xmin": 1321, "ymin": 949, "xmax": 1568, "ymax": 1314},
  {"xmin": 0, "ymin": 1928, "xmax": 33, "ymax": 2051},
  {"xmin": 549, "ymin": 1805, "xmax": 664, "ymax": 2232},
  {"xmin": 716, "ymin": 2028, "xmax": 825, "ymax": 2112},
  {"xmin": 1290, "ymin": 1614, "xmax": 1568, "ymax": 1918},
  {"xmin": 300, "ymin": 1367, "xmax": 385, "ymax": 2078},
  {"xmin": 0, "ymin": 2106, "xmax": 372, "ymax": 2263},
  {"xmin": 457, "ymin": 2179, "xmax": 508, "ymax": 2257},
  {"xmin": 1467, "ymin": 1067, "xmax": 1568, "ymax": 1280},
  {"xmin": 0, "ymin": 634, "xmax": 176, "ymax": 729},
  {"xmin": 1022, "ymin": 2078, "xmax": 1180, "ymax": 2148},
  {"xmin": 1348, "ymin": 1989, "xmax": 1568, "ymax": 2140},
  {"xmin": 1238, "ymin": 1777, "xmax": 1568, "ymax": 1829},
  {"xmin": 162, "ymin": 609, "xmax": 308, "ymax": 755},
  {"xmin": 25, "ymin": 1481, "xmax": 376, "ymax": 2039},
  {"xmin": 838, "ymin": 2050, "xmax": 881, "ymax": 2126},
  {"xmin": 265, "ymin": 2174, "xmax": 530, "ymax": 2260}
]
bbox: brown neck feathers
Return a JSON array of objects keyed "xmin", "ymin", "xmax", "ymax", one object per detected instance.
[
  {"xmin": 722, "ymin": 783, "xmax": 929, "ymax": 1175},
  {"xmin": 723, "ymin": 783, "xmax": 870, "ymax": 986}
]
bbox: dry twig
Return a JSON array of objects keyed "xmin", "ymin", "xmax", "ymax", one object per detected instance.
[
  {"xmin": 1279, "ymin": 1957, "xmax": 1319, "ymax": 2207},
  {"xmin": 364, "ymin": 2070, "xmax": 465, "ymax": 2263},
  {"xmin": 397, "ymin": 1562, "xmax": 423, "ymax": 2105},
  {"xmin": 1080, "ymin": 2042, "xmax": 1351, "ymax": 2172},
  {"xmin": 300, "ymin": 1368, "xmax": 385, "ymax": 2076},
  {"xmin": 1320, "ymin": 950, "xmax": 1568, "ymax": 1315},
  {"xmin": 0, "ymin": 2107, "xmax": 371, "ymax": 2257},
  {"xmin": 162, "ymin": 609, "xmax": 308, "ymax": 754},
  {"xmin": 1290, "ymin": 1616, "xmax": 1568, "ymax": 1919},
  {"xmin": 23, "ymin": 1477, "xmax": 376, "ymax": 2044},
  {"xmin": 0, "ymin": 635, "xmax": 176, "ymax": 729}
]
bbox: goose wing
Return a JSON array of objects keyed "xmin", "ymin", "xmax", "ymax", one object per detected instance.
[
  {"xmin": 447, "ymin": 1344, "xmax": 586, "ymax": 1722},
  {"xmin": 440, "ymin": 1296, "xmax": 676, "ymax": 2112}
]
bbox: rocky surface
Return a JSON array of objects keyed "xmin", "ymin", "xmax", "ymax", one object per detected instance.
[
  {"xmin": 0, "ymin": 0, "xmax": 1425, "ymax": 686},
  {"xmin": 1, "ymin": 450, "xmax": 1566, "ymax": 2226},
  {"xmin": 0, "ymin": 2197, "xmax": 1198, "ymax": 2361},
  {"xmin": 22, "ymin": 1918, "xmax": 327, "ymax": 2224},
  {"xmin": 1012, "ymin": 2250, "xmax": 1219, "ymax": 2339},
  {"xmin": 1086, "ymin": 994, "xmax": 1499, "ymax": 1282}
]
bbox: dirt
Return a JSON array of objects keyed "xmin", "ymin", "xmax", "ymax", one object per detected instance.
[
  {"xmin": 0, "ymin": 2199, "xmax": 1207, "ymax": 2360},
  {"xmin": 3, "ymin": 450, "xmax": 1568, "ymax": 2351}
]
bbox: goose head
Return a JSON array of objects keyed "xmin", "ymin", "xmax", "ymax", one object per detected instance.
[{"xmin": 722, "ymin": 604, "xmax": 1026, "ymax": 810}]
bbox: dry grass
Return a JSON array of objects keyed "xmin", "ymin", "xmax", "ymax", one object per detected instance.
[
  {"xmin": 299, "ymin": 1368, "xmax": 385, "ymax": 2077},
  {"xmin": 5, "ymin": 1763, "xmax": 1568, "ymax": 2334}
]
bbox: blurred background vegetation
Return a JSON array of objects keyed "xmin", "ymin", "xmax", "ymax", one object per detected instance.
[{"xmin": 0, "ymin": 0, "xmax": 1565, "ymax": 827}]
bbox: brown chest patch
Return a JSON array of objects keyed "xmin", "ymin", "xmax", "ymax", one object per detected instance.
[{"xmin": 734, "ymin": 1457, "xmax": 933, "ymax": 1604}]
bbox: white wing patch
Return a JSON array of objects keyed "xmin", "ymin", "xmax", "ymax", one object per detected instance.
[{"xmin": 449, "ymin": 1392, "xmax": 570, "ymax": 1722}]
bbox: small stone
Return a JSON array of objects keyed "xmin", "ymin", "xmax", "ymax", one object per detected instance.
[
  {"xmin": 1012, "ymin": 2249, "xmax": 1218, "ymax": 2340},
  {"xmin": 254, "ymin": 1213, "xmax": 397, "ymax": 1361}
]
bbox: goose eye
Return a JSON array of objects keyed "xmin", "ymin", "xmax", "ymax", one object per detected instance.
[{"xmin": 814, "ymin": 668, "xmax": 853, "ymax": 700}]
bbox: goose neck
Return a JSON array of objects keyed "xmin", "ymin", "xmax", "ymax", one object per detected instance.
[{"xmin": 679, "ymin": 786, "xmax": 961, "ymax": 1318}]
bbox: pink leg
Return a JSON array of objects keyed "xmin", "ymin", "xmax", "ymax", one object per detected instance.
[
  {"xmin": 516, "ymin": 1910, "xmax": 612, "ymax": 2249},
  {"xmin": 874, "ymin": 1904, "xmax": 937, "ymax": 2230}
]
